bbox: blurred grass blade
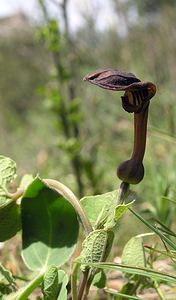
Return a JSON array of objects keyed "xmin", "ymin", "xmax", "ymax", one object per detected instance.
[
  {"xmin": 154, "ymin": 219, "xmax": 176, "ymax": 237},
  {"xmin": 145, "ymin": 246, "xmax": 176, "ymax": 260},
  {"xmin": 162, "ymin": 196, "xmax": 176, "ymax": 205},
  {"xmin": 84, "ymin": 262, "xmax": 176, "ymax": 284},
  {"xmin": 129, "ymin": 208, "xmax": 176, "ymax": 250},
  {"xmin": 105, "ymin": 288, "xmax": 142, "ymax": 299}
]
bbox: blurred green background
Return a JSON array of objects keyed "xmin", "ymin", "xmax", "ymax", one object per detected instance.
[{"xmin": 0, "ymin": 0, "xmax": 176, "ymax": 229}]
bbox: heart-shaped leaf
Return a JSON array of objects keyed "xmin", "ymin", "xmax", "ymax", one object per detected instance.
[
  {"xmin": 21, "ymin": 177, "xmax": 79, "ymax": 271},
  {"xmin": 0, "ymin": 201, "xmax": 21, "ymax": 242}
]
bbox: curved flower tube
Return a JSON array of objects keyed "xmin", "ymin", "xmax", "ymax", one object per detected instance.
[{"xmin": 83, "ymin": 69, "xmax": 156, "ymax": 184}]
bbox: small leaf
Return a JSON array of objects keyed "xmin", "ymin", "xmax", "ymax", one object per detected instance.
[
  {"xmin": 42, "ymin": 266, "xmax": 58, "ymax": 300},
  {"xmin": 0, "ymin": 157, "xmax": 20, "ymax": 241},
  {"xmin": 81, "ymin": 190, "xmax": 118, "ymax": 229},
  {"xmin": 57, "ymin": 270, "xmax": 68, "ymax": 300},
  {"xmin": 42, "ymin": 267, "xmax": 68, "ymax": 300},
  {"xmin": 93, "ymin": 270, "xmax": 106, "ymax": 288},
  {"xmin": 0, "ymin": 156, "xmax": 16, "ymax": 205},
  {"xmin": 80, "ymin": 229, "xmax": 108, "ymax": 271},
  {"xmin": 0, "ymin": 265, "xmax": 15, "ymax": 299},
  {"xmin": 21, "ymin": 177, "xmax": 79, "ymax": 271},
  {"xmin": 121, "ymin": 236, "xmax": 145, "ymax": 280},
  {"xmin": 115, "ymin": 200, "xmax": 135, "ymax": 221},
  {"xmin": 0, "ymin": 264, "xmax": 15, "ymax": 286},
  {"xmin": 0, "ymin": 156, "xmax": 16, "ymax": 190}
]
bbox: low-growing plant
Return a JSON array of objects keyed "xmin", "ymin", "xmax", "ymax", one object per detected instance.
[{"xmin": 0, "ymin": 70, "xmax": 176, "ymax": 300}]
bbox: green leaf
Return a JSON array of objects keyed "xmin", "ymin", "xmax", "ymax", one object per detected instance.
[
  {"xmin": 42, "ymin": 267, "xmax": 68, "ymax": 300},
  {"xmin": 122, "ymin": 236, "xmax": 145, "ymax": 268},
  {"xmin": 42, "ymin": 266, "xmax": 59, "ymax": 300},
  {"xmin": 0, "ymin": 264, "xmax": 15, "ymax": 286},
  {"xmin": 81, "ymin": 190, "xmax": 118, "ymax": 229},
  {"xmin": 0, "ymin": 156, "xmax": 16, "ymax": 205},
  {"xmin": 19, "ymin": 174, "xmax": 34, "ymax": 190},
  {"xmin": 0, "ymin": 156, "xmax": 16, "ymax": 190},
  {"xmin": 0, "ymin": 264, "xmax": 15, "ymax": 298},
  {"xmin": 83, "ymin": 262, "xmax": 176, "ymax": 284},
  {"xmin": 80, "ymin": 229, "xmax": 108, "ymax": 271},
  {"xmin": 0, "ymin": 201, "xmax": 21, "ymax": 242},
  {"xmin": 115, "ymin": 200, "xmax": 135, "ymax": 221},
  {"xmin": 57, "ymin": 270, "xmax": 68, "ymax": 300},
  {"xmin": 93, "ymin": 270, "xmax": 106, "ymax": 288},
  {"xmin": 21, "ymin": 177, "xmax": 79, "ymax": 271}
]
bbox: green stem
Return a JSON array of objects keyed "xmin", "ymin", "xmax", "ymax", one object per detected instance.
[
  {"xmin": 71, "ymin": 262, "xmax": 79, "ymax": 300},
  {"xmin": 16, "ymin": 272, "xmax": 44, "ymax": 300},
  {"xmin": 154, "ymin": 280, "xmax": 165, "ymax": 300},
  {"xmin": 44, "ymin": 179, "xmax": 93, "ymax": 235}
]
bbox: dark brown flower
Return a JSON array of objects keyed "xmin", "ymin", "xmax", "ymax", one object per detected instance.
[
  {"xmin": 83, "ymin": 68, "xmax": 156, "ymax": 185},
  {"xmin": 83, "ymin": 69, "xmax": 156, "ymax": 114}
]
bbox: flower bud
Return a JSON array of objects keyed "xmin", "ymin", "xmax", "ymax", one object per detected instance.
[{"xmin": 117, "ymin": 159, "xmax": 144, "ymax": 184}]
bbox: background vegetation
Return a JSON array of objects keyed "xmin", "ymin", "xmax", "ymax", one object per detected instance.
[{"xmin": 0, "ymin": 0, "xmax": 176, "ymax": 281}]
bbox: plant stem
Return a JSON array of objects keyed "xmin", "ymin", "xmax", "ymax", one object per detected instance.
[
  {"xmin": 77, "ymin": 270, "xmax": 89, "ymax": 300},
  {"xmin": 131, "ymin": 103, "xmax": 149, "ymax": 162},
  {"xmin": 154, "ymin": 280, "xmax": 165, "ymax": 300},
  {"xmin": 16, "ymin": 272, "xmax": 44, "ymax": 300},
  {"xmin": 44, "ymin": 178, "xmax": 92, "ymax": 235},
  {"xmin": 39, "ymin": 0, "xmax": 84, "ymax": 198},
  {"xmin": 71, "ymin": 262, "xmax": 79, "ymax": 300},
  {"xmin": 83, "ymin": 271, "xmax": 95, "ymax": 300},
  {"xmin": 118, "ymin": 181, "xmax": 130, "ymax": 204},
  {"xmin": 7, "ymin": 188, "xmax": 25, "ymax": 202}
]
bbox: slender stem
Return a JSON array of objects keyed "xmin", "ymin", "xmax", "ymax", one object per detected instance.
[
  {"xmin": 131, "ymin": 103, "xmax": 149, "ymax": 162},
  {"xmin": 117, "ymin": 181, "xmax": 130, "ymax": 204},
  {"xmin": 39, "ymin": 0, "xmax": 84, "ymax": 198},
  {"xmin": 153, "ymin": 280, "xmax": 165, "ymax": 300},
  {"xmin": 71, "ymin": 262, "xmax": 79, "ymax": 300},
  {"xmin": 43, "ymin": 178, "xmax": 92, "ymax": 235},
  {"xmin": 13, "ymin": 275, "xmax": 30, "ymax": 282},
  {"xmin": 16, "ymin": 272, "xmax": 44, "ymax": 300},
  {"xmin": 83, "ymin": 271, "xmax": 95, "ymax": 300},
  {"xmin": 77, "ymin": 270, "xmax": 89, "ymax": 300},
  {"xmin": 7, "ymin": 188, "xmax": 25, "ymax": 202},
  {"xmin": 61, "ymin": 0, "xmax": 84, "ymax": 197}
]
